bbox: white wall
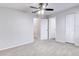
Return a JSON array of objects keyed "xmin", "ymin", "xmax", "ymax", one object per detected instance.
[
  {"xmin": 0, "ymin": 8, "xmax": 33, "ymax": 50},
  {"xmin": 56, "ymin": 15, "xmax": 66, "ymax": 42},
  {"xmin": 49, "ymin": 17, "xmax": 56, "ymax": 39}
]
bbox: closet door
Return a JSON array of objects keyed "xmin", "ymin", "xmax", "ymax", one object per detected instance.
[
  {"xmin": 74, "ymin": 13, "xmax": 79, "ymax": 45},
  {"xmin": 40, "ymin": 19, "xmax": 48, "ymax": 40},
  {"xmin": 65, "ymin": 14, "xmax": 74, "ymax": 43}
]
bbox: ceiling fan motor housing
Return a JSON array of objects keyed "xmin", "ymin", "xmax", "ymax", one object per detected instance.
[{"xmin": 39, "ymin": 3, "xmax": 48, "ymax": 8}]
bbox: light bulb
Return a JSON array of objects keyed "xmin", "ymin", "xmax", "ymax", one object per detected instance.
[
  {"xmin": 41, "ymin": 10, "xmax": 44, "ymax": 15},
  {"xmin": 37, "ymin": 10, "xmax": 44, "ymax": 15},
  {"xmin": 37, "ymin": 11, "xmax": 41, "ymax": 15},
  {"xmin": 42, "ymin": 4, "xmax": 46, "ymax": 9}
]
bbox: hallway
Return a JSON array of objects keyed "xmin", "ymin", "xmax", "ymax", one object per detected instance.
[{"xmin": 0, "ymin": 39, "xmax": 79, "ymax": 56}]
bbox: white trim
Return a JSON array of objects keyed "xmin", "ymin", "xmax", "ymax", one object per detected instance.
[{"xmin": 0, "ymin": 40, "xmax": 33, "ymax": 51}]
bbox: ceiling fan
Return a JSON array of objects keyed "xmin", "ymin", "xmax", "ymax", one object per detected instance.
[{"xmin": 30, "ymin": 3, "xmax": 54, "ymax": 14}]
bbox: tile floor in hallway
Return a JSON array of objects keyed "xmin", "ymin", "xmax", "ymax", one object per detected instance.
[{"xmin": 0, "ymin": 39, "xmax": 79, "ymax": 56}]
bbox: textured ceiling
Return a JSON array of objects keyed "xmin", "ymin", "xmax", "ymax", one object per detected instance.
[{"xmin": 0, "ymin": 3, "xmax": 79, "ymax": 18}]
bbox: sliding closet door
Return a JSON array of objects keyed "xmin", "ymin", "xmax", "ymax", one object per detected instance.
[
  {"xmin": 40, "ymin": 19, "xmax": 48, "ymax": 40},
  {"xmin": 65, "ymin": 14, "xmax": 74, "ymax": 43}
]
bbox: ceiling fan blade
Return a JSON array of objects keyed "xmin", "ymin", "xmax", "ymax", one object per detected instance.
[
  {"xmin": 45, "ymin": 8, "xmax": 54, "ymax": 11},
  {"xmin": 30, "ymin": 6, "xmax": 38, "ymax": 9},
  {"xmin": 32, "ymin": 10, "xmax": 39, "ymax": 13},
  {"xmin": 46, "ymin": 3, "xmax": 48, "ymax": 7}
]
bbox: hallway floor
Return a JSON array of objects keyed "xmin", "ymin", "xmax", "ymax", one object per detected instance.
[{"xmin": 0, "ymin": 39, "xmax": 79, "ymax": 56}]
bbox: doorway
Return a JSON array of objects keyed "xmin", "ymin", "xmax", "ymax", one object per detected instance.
[
  {"xmin": 33, "ymin": 16, "xmax": 56, "ymax": 41},
  {"xmin": 49, "ymin": 17, "xmax": 56, "ymax": 40}
]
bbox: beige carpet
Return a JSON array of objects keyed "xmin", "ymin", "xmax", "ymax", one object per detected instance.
[{"xmin": 0, "ymin": 39, "xmax": 79, "ymax": 56}]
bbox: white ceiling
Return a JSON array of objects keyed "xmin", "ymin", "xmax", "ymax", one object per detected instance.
[{"xmin": 0, "ymin": 3, "xmax": 79, "ymax": 17}]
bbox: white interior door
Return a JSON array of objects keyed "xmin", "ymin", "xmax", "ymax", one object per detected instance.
[
  {"xmin": 40, "ymin": 19, "xmax": 48, "ymax": 40},
  {"xmin": 65, "ymin": 14, "xmax": 74, "ymax": 43},
  {"xmin": 49, "ymin": 17, "xmax": 56, "ymax": 39}
]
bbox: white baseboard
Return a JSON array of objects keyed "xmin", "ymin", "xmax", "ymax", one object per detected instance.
[{"xmin": 0, "ymin": 40, "xmax": 33, "ymax": 51}]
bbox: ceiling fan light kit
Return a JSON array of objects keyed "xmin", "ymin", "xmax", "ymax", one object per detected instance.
[{"xmin": 37, "ymin": 10, "xmax": 44, "ymax": 15}]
